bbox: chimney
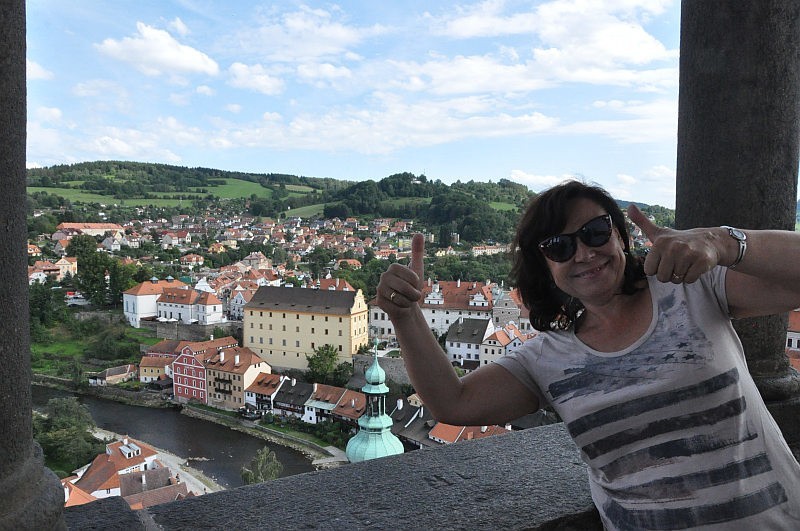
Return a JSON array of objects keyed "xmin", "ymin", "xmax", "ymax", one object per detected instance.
[
  {"xmin": 457, "ymin": 279, "xmax": 461, "ymax": 287},
  {"xmin": 123, "ymin": 437, "xmax": 128, "ymax": 445},
  {"xmin": 466, "ymin": 432, "xmax": 473, "ymax": 440},
  {"xmin": 481, "ymin": 425, "xmax": 488, "ymax": 433},
  {"xmin": 220, "ymin": 351, "xmax": 225, "ymax": 362},
  {"xmin": 234, "ymin": 354, "xmax": 240, "ymax": 365},
  {"xmin": 336, "ymin": 277, "xmax": 340, "ymax": 287},
  {"xmin": 396, "ymin": 398, "xmax": 403, "ymax": 410},
  {"xmin": 291, "ymin": 378, "xmax": 296, "ymax": 386},
  {"xmin": 350, "ymin": 398, "xmax": 355, "ymax": 408},
  {"xmin": 142, "ymin": 473, "xmax": 147, "ymax": 489},
  {"xmin": 210, "ymin": 334, "xmax": 214, "ymax": 340},
  {"xmin": 428, "ymin": 278, "xmax": 432, "ymax": 287}
]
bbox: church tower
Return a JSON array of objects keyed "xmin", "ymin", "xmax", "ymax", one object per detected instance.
[{"xmin": 345, "ymin": 343, "xmax": 404, "ymax": 462}]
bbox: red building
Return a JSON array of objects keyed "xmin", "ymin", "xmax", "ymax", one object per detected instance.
[{"xmin": 172, "ymin": 345, "xmax": 212, "ymax": 404}]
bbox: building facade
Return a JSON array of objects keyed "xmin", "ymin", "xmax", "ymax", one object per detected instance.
[{"xmin": 243, "ymin": 286, "xmax": 369, "ymax": 371}]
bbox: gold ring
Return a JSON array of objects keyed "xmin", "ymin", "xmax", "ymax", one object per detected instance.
[{"xmin": 389, "ymin": 291, "xmax": 397, "ymax": 301}]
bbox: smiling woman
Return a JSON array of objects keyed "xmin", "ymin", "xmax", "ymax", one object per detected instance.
[{"xmin": 376, "ymin": 179, "xmax": 800, "ymax": 530}]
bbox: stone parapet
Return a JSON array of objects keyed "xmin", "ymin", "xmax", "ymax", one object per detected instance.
[{"xmin": 65, "ymin": 423, "xmax": 600, "ymax": 530}]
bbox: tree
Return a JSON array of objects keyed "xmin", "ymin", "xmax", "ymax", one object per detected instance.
[
  {"xmin": 75, "ymin": 251, "xmax": 111, "ymax": 306},
  {"xmin": 305, "ymin": 344, "xmax": 339, "ymax": 384},
  {"xmin": 65, "ymin": 234, "xmax": 100, "ymax": 262},
  {"xmin": 33, "ymin": 397, "xmax": 105, "ymax": 475},
  {"xmin": 240, "ymin": 446, "xmax": 283, "ymax": 485},
  {"xmin": 107, "ymin": 260, "xmax": 137, "ymax": 308}
]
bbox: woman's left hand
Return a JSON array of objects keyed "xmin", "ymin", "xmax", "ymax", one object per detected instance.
[{"xmin": 627, "ymin": 204, "xmax": 731, "ymax": 284}]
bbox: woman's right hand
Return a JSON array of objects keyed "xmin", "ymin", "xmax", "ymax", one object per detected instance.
[{"xmin": 376, "ymin": 233, "xmax": 425, "ymax": 321}]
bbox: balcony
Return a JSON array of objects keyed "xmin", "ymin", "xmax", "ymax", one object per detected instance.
[
  {"xmin": 64, "ymin": 423, "xmax": 601, "ymax": 529},
  {"xmin": 214, "ymin": 387, "xmax": 233, "ymax": 395}
]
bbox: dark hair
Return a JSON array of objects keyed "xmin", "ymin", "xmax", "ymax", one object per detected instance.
[{"xmin": 510, "ymin": 180, "xmax": 645, "ymax": 332}]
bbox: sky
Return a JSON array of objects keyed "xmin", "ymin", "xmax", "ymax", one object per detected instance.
[{"xmin": 26, "ymin": 0, "xmax": 683, "ymax": 207}]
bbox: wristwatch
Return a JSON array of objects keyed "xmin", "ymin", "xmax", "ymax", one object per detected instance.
[{"xmin": 720, "ymin": 226, "xmax": 747, "ymax": 268}]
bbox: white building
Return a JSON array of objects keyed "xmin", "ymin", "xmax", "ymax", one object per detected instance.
[
  {"xmin": 156, "ymin": 288, "xmax": 225, "ymax": 325},
  {"xmin": 445, "ymin": 318, "xmax": 495, "ymax": 365},
  {"xmin": 370, "ymin": 279, "xmax": 495, "ymax": 341},
  {"xmin": 123, "ymin": 277, "xmax": 188, "ymax": 328}
]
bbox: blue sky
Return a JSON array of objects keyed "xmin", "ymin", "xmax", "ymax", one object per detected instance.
[{"xmin": 27, "ymin": 0, "xmax": 682, "ymax": 207}]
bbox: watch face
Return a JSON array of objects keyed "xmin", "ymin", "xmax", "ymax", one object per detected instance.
[{"xmin": 730, "ymin": 228, "xmax": 746, "ymax": 240}]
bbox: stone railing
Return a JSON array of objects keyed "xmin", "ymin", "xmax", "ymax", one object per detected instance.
[{"xmin": 64, "ymin": 423, "xmax": 602, "ymax": 530}]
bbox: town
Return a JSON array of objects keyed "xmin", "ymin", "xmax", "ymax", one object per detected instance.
[{"xmin": 27, "ymin": 192, "xmax": 800, "ymax": 512}]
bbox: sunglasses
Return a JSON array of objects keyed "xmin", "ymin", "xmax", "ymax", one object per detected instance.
[{"xmin": 538, "ymin": 214, "xmax": 613, "ymax": 262}]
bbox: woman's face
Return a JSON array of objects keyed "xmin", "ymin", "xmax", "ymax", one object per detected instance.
[{"xmin": 543, "ymin": 197, "xmax": 627, "ymax": 307}]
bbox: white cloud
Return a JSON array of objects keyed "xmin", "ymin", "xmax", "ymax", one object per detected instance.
[
  {"xmin": 35, "ymin": 106, "xmax": 63, "ymax": 123},
  {"xmin": 27, "ymin": 60, "xmax": 54, "ymax": 80},
  {"xmin": 196, "ymin": 85, "xmax": 215, "ymax": 96},
  {"xmin": 425, "ymin": 0, "xmax": 677, "ymax": 91},
  {"xmin": 228, "ymin": 63, "xmax": 284, "ymax": 95},
  {"xmin": 617, "ymin": 173, "xmax": 637, "ymax": 185},
  {"xmin": 509, "ymin": 169, "xmax": 575, "ymax": 190},
  {"xmin": 225, "ymin": 103, "xmax": 242, "ymax": 114},
  {"xmin": 231, "ymin": 6, "xmax": 387, "ymax": 63},
  {"xmin": 95, "ymin": 22, "xmax": 219, "ymax": 77},
  {"xmin": 560, "ymin": 97, "xmax": 678, "ymax": 143},
  {"xmin": 297, "ymin": 63, "xmax": 352, "ymax": 82},
  {"xmin": 170, "ymin": 17, "xmax": 189, "ymax": 37},
  {"xmin": 169, "ymin": 93, "xmax": 191, "ymax": 106}
]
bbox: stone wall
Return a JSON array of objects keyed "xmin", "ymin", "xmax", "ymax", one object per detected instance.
[
  {"xmin": 66, "ymin": 423, "xmax": 602, "ymax": 530},
  {"xmin": 352, "ymin": 354, "xmax": 411, "ymax": 385},
  {"xmin": 139, "ymin": 320, "xmax": 243, "ymax": 343}
]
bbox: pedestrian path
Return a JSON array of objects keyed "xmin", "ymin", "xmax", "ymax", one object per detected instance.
[{"xmin": 312, "ymin": 446, "xmax": 349, "ymax": 468}]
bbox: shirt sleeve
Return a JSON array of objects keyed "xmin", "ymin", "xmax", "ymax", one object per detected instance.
[{"xmin": 494, "ymin": 335, "xmax": 549, "ymax": 409}]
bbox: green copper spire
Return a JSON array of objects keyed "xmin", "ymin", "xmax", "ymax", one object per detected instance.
[{"xmin": 346, "ymin": 338, "xmax": 404, "ymax": 462}]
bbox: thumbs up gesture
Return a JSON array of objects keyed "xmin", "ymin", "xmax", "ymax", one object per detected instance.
[
  {"xmin": 627, "ymin": 204, "xmax": 723, "ymax": 284},
  {"xmin": 377, "ymin": 233, "xmax": 425, "ymax": 318}
]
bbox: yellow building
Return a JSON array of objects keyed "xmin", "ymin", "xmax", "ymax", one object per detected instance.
[{"xmin": 243, "ymin": 286, "xmax": 369, "ymax": 371}]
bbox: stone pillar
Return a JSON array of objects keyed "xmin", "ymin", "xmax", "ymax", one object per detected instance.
[
  {"xmin": 676, "ymin": 1, "xmax": 800, "ymax": 444},
  {"xmin": 0, "ymin": 1, "xmax": 66, "ymax": 528}
]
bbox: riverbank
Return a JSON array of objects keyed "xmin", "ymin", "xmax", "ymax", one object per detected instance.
[
  {"xmin": 180, "ymin": 405, "xmax": 349, "ymax": 469},
  {"xmin": 92, "ymin": 427, "xmax": 224, "ymax": 496},
  {"xmin": 32, "ymin": 376, "xmax": 349, "ymax": 469}
]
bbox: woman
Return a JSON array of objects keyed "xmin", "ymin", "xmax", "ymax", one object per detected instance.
[{"xmin": 377, "ymin": 180, "xmax": 800, "ymax": 529}]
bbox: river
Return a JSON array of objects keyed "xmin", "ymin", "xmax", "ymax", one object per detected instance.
[{"xmin": 31, "ymin": 385, "xmax": 315, "ymax": 489}]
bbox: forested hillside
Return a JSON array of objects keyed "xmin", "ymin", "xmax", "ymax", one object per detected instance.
[{"xmin": 27, "ymin": 160, "xmax": 673, "ymax": 244}]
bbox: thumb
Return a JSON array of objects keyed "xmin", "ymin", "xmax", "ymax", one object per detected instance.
[
  {"xmin": 410, "ymin": 233, "xmax": 425, "ymax": 284},
  {"xmin": 626, "ymin": 204, "xmax": 661, "ymax": 241}
]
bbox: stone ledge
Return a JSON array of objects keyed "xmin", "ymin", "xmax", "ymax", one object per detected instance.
[{"xmin": 67, "ymin": 423, "xmax": 600, "ymax": 530}]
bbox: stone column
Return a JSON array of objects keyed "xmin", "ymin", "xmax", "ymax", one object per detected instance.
[
  {"xmin": 0, "ymin": 1, "xmax": 66, "ymax": 528},
  {"xmin": 676, "ymin": 1, "xmax": 800, "ymax": 444}
]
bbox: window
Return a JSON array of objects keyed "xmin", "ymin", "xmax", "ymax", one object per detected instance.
[
  {"xmin": 296, "ymin": 314, "xmax": 300, "ymax": 319},
  {"xmin": 339, "ymin": 317, "xmax": 342, "ymax": 323},
  {"xmin": 259, "ymin": 337, "xmax": 263, "ymax": 344},
  {"xmin": 325, "ymin": 329, "xmax": 328, "ymax": 335},
  {"xmin": 282, "ymin": 339, "xmax": 286, "ymax": 346},
  {"xmin": 282, "ymin": 325, "xmax": 286, "ymax": 331},
  {"xmin": 296, "ymin": 341, "xmax": 300, "ymax": 347},
  {"xmin": 269, "ymin": 338, "xmax": 273, "ymax": 345},
  {"xmin": 296, "ymin": 326, "xmax": 300, "ymax": 332},
  {"xmin": 250, "ymin": 323, "xmax": 253, "ymax": 329},
  {"xmin": 312, "ymin": 328, "xmax": 315, "ymax": 334}
]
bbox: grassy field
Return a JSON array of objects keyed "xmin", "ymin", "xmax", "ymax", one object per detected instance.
[
  {"xmin": 489, "ymin": 201, "xmax": 518, "ymax": 211},
  {"xmin": 284, "ymin": 184, "xmax": 315, "ymax": 193},
  {"xmin": 31, "ymin": 317, "xmax": 160, "ymax": 376},
  {"xmin": 29, "ymin": 177, "xmax": 280, "ymax": 206},
  {"xmin": 209, "ymin": 179, "xmax": 274, "ymax": 199},
  {"xmin": 286, "ymin": 203, "xmax": 326, "ymax": 218}
]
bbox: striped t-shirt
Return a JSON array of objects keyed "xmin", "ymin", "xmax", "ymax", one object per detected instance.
[{"xmin": 497, "ymin": 267, "xmax": 800, "ymax": 530}]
